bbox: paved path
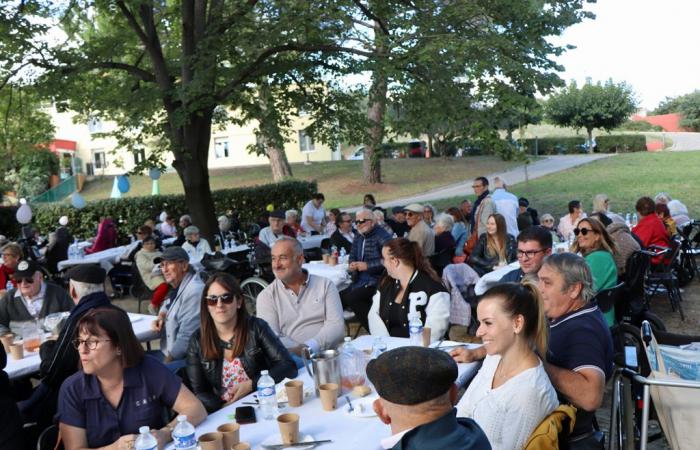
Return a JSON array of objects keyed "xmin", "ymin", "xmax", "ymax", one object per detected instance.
[
  {"xmin": 666, "ymin": 132, "xmax": 700, "ymax": 151},
  {"xmin": 347, "ymin": 154, "xmax": 614, "ymax": 212}
]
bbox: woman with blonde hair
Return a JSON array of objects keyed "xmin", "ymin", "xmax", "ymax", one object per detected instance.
[
  {"xmin": 468, "ymin": 213, "xmax": 516, "ymax": 276},
  {"xmin": 456, "ymin": 282, "xmax": 558, "ymax": 450}
]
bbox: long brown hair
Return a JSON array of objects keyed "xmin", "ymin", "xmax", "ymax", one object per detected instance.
[
  {"xmin": 446, "ymin": 207, "xmax": 466, "ymax": 223},
  {"xmin": 486, "ymin": 213, "xmax": 508, "ymax": 261},
  {"xmin": 380, "ymin": 237, "xmax": 443, "ymax": 287},
  {"xmin": 200, "ymin": 272, "xmax": 249, "ymax": 360},
  {"xmin": 571, "ymin": 217, "xmax": 616, "ymax": 256},
  {"xmin": 77, "ymin": 308, "xmax": 144, "ymax": 368}
]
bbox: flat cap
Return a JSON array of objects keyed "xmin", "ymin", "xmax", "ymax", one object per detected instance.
[
  {"xmin": 269, "ymin": 210, "xmax": 285, "ymax": 219},
  {"xmin": 391, "ymin": 206, "xmax": 405, "ymax": 215},
  {"xmin": 154, "ymin": 246, "xmax": 189, "ymax": 263},
  {"xmin": 403, "ymin": 203, "xmax": 423, "ymax": 213},
  {"xmin": 366, "ymin": 346, "xmax": 457, "ymax": 405},
  {"xmin": 66, "ymin": 264, "xmax": 106, "ymax": 284},
  {"xmin": 15, "ymin": 260, "xmax": 40, "ymax": 278}
]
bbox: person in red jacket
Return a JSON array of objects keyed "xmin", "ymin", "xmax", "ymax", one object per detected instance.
[
  {"xmin": 84, "ymin": 217, "xmax": 118, "ymax": 255},
  {"xmin": 632, "ymin": 196, "xmax": 670, "ymax": 265}
]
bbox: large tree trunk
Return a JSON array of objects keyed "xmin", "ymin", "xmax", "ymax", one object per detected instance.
[
  {"xmin": 266, "ymin": 143, "xmax": 293, "ymax": 181},
  {"xmin": 364, "ymin": 24, "xmax": 388, "ymax": 184}
]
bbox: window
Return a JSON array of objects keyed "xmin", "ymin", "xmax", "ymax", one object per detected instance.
[
  {"xmin": 133, "ymin": 148, "xmax": 146, "ymax": 165},
  {"xmin": 93, "ymin": 150, "xmax": 107, "ymax": 169},
  {"xmin": 299, "ymin": 129, "xmax": 315, "ymax": 152},
  {"xmin": 87, "ymin": 117, "xmax": 103, "ymax": 134},
  {"xmin": 214, "ymin": 138, "xmax": 229, "ymax": 158}
]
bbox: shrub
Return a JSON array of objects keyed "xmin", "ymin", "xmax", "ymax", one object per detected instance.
[
  {"xmin": 29, "ymin": 180, "xmax": 317, "ymax": 243},
  {"xmin": 616, "ymin": 120, "xmax": 663, "ymax": 132},
  {"xmin": 521, "ymin": 137, "xmax": 588, "ymax": 155},
  {"xmin": 596, "ymin": 135, "xmax": 646, "ymax": 153}
]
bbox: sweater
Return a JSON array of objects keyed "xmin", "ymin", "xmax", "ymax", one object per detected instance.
[{"xmin": 0, "ymin": 282, "xmax": 73, "ymax": 335}]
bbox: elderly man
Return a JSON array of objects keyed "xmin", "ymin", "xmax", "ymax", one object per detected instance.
[
  {"xmin": 386, "ymin": 206, "xmax": 409, "ymax": 238},
  {"xmin": 0, "ymin": 260, "xmax": 72, "ymax": 335},
  {"xmin": 369, "ymin": 347, "xmax": 490, "ymax": 450},
  {"xmin": 152, "ymin": 246, "xmax": 204, "ymax": 370},
  {"xmin": 405, "ymin": 203, "xmax": 435, "ymax": 256},
  {"xmin": 20, "ymin": 265, "xmax": 117, "ymax": 428},
  {"xmin": 491, "ymin": 176, "xmax": 519, "ymax": 237},
  {"xmin": 499, "ymin": 226, "xmax": 553, "ymax": 283},
  {"xmin": 258, "ymin": 210, "xmax": 288, "ymax": 248},
  {"xmin": 340, "ymin": 209, "xmax": 392, "ymax": 331},
  {"xmin": 470, "ymin": 176, "xmax": 494, "ymax": 237},
  {"xmin": 173, "ymin": 214, "xmax": 193, "ymax": 246},
  {"xmin": 257, "ymin": 237, "xmax": 344, "ymax": 360},
  {"xmin": 329, "ymin": 212, "xmax": 356, "ymax": 254}
]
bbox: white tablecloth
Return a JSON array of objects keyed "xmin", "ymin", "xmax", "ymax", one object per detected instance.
[
  {"xmin": 5, "ymin": 313, "xmax": 159, "ymax": 380},
  {"xmin": 57, "ymin": 246, "xmax": 128, "ymax": 272},
  {"xmin": 302, "ymin": 262, "xmax": 350, "ymax": 291},
  {"xmin": 165, "ymin": 337, "xmax": 481, "ymax": 450},
  {"xmin": 221, "ymin": 244, "xmax": 250, "ymax": 255},
  {"xmin": 298, "ymin": 235, "xmax": 327, "ymax": 250}
]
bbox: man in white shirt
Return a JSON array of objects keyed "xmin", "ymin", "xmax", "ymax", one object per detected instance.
[
  {"xmin": 491, "ymin": 176, "xmax": 519, "ymax": 237},
  {"xmin": 258, "ymin": 210, "xmax": 287, "ymax": 248},
  {"xmin": 300, "ymin": 193, "xmax": 326, "ymax": 234}
]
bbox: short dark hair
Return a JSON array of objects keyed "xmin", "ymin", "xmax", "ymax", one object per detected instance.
[
  {"xmin": 77, "ymin": 308, "xmax": 144, "ymax": 368},
  {"xmin": 336, "ymin": 212, "xmax": 351, "ymax": 227},
  {"xmin": 142, "ymin": 235, "xmax": 157, "ymax": 245},
  {"xmin": 138, "ymin": 225, "xmax": 152, "ymax": 236},
  {"xmin": 635, "ymin": 196, "xmax": 655, "ymax": 216},
  {"xmin": 567, "ymin": 200, "xmax": 581, "ymax": 213},
  {"xmin": 474, "ymin": 176, "xmax": 489, "ymax": 187},
  {"xmin": 312, "ymin": 192, "xmax": 325, "ymax": 201},
  {"xmin": 517, "ymin": 225, "xmax": 553, "ymax": 249}
]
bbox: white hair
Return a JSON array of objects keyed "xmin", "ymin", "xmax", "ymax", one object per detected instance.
[
  {"xmin": 70, "ymin": 280, "xmax": 104, "ymax": 299},
  {"xmin": 592, "ymin": 194, "xmax": 609, "ymax": 213},
  {"xmin": 654, "ymin": 192, "xmax": 672, "ymax": 204},
  {"xmin": 435, "ymin": 213, "xmax": 454, "ymax": 232},
  {"xmin": 285, "ymin": 209, "xmax": 298, "ymax": 219},
  {"xmin": 356, "ymin": 208, "xmax": 375, "ymax": 221},
  {"xmin": 372, "ymin": 210, "xmax": 385, "ymax": 222}
]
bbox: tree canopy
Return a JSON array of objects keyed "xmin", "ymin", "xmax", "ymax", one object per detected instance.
[{"xmin": 653, "ymin": 90, "xmax": 700, "ymax": 131}]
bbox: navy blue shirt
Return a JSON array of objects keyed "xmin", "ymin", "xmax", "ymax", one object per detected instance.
[
  {"xmin": 58, "ymin": 355, "xmax": 181, "ymax": 448},
  {"xmin": 547, "ymin": 301, "xmax": 613, "ymax": 436}
]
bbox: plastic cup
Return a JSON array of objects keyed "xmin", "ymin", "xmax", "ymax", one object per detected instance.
[
  {"xmin": 10, "ymin": 342, "xmax": 24, "ymax": 360},
  {"xmin": 0, "ymin": 334, "xmax": 13, "ymax": 353},
  {"xmin": 285, "ymin": 380, "xmax": 304, "ymax": 407},
  {"xmin": 216, "ymin": 423, "xmax": 240, "ymax": 449},
  {"xmin": 232, "ymin": 443, "xmax": 251, "ymax": 450},
  {"xmin": 277, "ymin": 413, "xmax": 300, "ymax": 445},
  {"xmin": 319, "ymin": 383, "xmax": 339, "ymax": 411},
  {"xmin": 198, "ymin": 432, "xmax": 223, "ymax": 450}
]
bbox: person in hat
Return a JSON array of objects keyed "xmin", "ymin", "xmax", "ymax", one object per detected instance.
[
  {"xmin": 386, "ymin": 206, "xmax": 410, "ymax": 238},
  {"xmin": 405, "ymin": 203, "xmax": 435, "ymax": 256},
  {"xmin": 18, "ymin": 264, "xmax": 118, "ymax": 429},
  {"xmin": 368, "ymin": 346, "xmax": 490, "ymax": 450},
  {"xmin": 0, "ymin": 259, "xmax": 72, "ymax": 335},
  {"xmin": 151, "ymin": 246, "xmax": 204, "ymax": 371},
  {"xmin": 259, "ymin": 210, "xmax": 289, "ymax": 248}
]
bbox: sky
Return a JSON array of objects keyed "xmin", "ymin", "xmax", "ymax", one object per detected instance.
[{"xmin": 552, "ymin": 0, "xmax": 700, "ymax": 110}]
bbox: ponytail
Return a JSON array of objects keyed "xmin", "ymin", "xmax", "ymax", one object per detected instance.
[
  {"xmin": 520, "ymin": 281, "xmax": 548, "ymax": 359},
  {"xmin": 381, "ymin": 237, "xmax": 442, "ymax": 285}
]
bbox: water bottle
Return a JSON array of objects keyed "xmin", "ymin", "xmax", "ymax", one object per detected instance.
[
  {"xmin": 257, "ymin": 370, "xmax": 278, "ymax": 420},
  {"xmin": 625, "ymin": 212, "xmax": 631, "ymax": 227},
  {"xmin": 632, "ymin": 213, "xmax": 639, "ymax": 228},
  {"xmin": 408, "ymin": 313, "xmax": 423, "ymax": 346},
  {"xmin": 5, "ymin": 280, "xmax": 13, "ymax": 291},
  {"xmin": 135, "ymin": 426, "xmax": 157, "ymax": 450},
  {"xmin": 330, "ymin": 245, "xmax": 338, "ymax": 257},
  {"xmin": 171, "ymin": 415, "xmax": 196, "ymax": 450},
  {"xmin": 339, "ymin": 247, "xmax": 347, "ymax": 263},
  {"xmin": 371, "ymin": 337, "xmax": 388, "ymax": 358}
]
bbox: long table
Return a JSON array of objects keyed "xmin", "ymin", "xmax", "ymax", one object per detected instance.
[
  {"xmin": 302, "ymin": 262, "xmax": 351, "ymax": 291},
  {"xmin": 5, "ymin": 313, "xmax": 159, "ymax": 380},
  {"xmin": 57, "ymin": 246, "xmax": 127, "ymax": 272},
  {"xmin": 165, "ymin": 336, "xmax": 482, "ymax": 450}
]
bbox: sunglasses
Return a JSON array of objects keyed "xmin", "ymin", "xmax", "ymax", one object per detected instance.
[
  {"xmin": 573, "ymin": 228, "xmax": 596, "ymax": 236},
  {"xmin": 16, "ymin": 277, "xmax": 35, "ymax": 285},
  {"xmin": 355, "ymin": 219, "xmax": 371, "ymax": 225},
  {"xmin": 205, "ymin": 293, "xmax": 237, "ymax": 306}
]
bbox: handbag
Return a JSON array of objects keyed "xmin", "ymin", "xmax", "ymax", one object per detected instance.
[{"xmin": 463, "ymin": 197, "xmax": 488, "ymax": 258}]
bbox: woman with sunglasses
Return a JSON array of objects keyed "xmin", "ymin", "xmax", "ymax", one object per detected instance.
[
  {"xmin": 58, "ymin": 308, "xmax": 206, "ymax": 450},
  {"xmin": 539, "ymin": 214, "xmax": 562, "ymax": 244},
  {"xmin": 468, "ymin": 214, "xmax": 517, "ymax": 276},
  {"xmin": 571, "ymin": 217, "xmax": 618, "ymax": 326},
  {"xmin": 186, "ymin": 272, "xmax": 296, "ymax": 412}
]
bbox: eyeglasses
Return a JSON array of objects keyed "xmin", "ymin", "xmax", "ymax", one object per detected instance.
[
  {"xmin": 573, "ymin": 228, "xmax": 596, "ymax": 236},
  {"xmin": 517, "ymin": 249, "xmax": 545, "ymax": 260},
  {"xmin": 205, "ymin": 293, "xmax": 237, "ymax": 306},
  {"xmin": 72, "ymin": 338, "xmax": 111, "ymax": 350},
  {"xmin": 340, "ymin": 219, "xmax": 352, "ymax": 223},
  {"xmin": 16, "ymin": 277, "xmax": 35, "ymax": 285},
  {"xmin": 406, "ymin": 212, "xmax": 416, "ymax": 217},
  {"xmin": 354, "ymin": 219, "xmax": 371, "ymax": 225}
]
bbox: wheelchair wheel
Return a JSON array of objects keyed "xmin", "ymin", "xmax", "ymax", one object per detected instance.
[
  {"xmin": 240, "ymin": 276, "xmax": 268, "ymax": 316},
  {"xmin": 612, "ymin": 375, "xmax": 637, "ymax": 450}
]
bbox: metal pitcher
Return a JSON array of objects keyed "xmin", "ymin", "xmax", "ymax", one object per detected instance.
[{"xmin": 302, "ymin": 348, "xmax": 341, "ymax": 397}]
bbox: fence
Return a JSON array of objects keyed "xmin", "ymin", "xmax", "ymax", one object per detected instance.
[{"xmin": 31, "ymin": 176, "xmax": 77, "ymax": 203}]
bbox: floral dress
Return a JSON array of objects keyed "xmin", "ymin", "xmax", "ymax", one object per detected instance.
[{"xmin": 221, "ymin": 357, "xmax": 251, "ymax": 401}]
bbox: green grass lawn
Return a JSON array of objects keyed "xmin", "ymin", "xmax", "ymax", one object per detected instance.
[
  {"xmin": 81, "ymin": 156, "xmax": 526, "ymax": 208},
  {"xmin": 432, "ymin": 151, "xmax": 700, "ymax": 218}
]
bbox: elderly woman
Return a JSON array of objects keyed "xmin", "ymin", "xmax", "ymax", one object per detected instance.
[
  {"xmin": 368, "ymin": 238, "xmax": 450, "ymax": 343},
  {"xmin": 469, "ymin": 214, "xmax": 517, "ymax": 277},
  {"xmin": 0, "ymin": 243, "xmax": 22, "ymax": 295},
  {"xmin": 668, "ymin": 200, "xmax": 691, "ymax": 229},
  {"xmin": 285, "ymin": 209, "xmax": 302, "ymax": 236},
  {"xmin": 592, "ymin": 193, "xmax": 625, "ymax": 225},
  {"xmin": 605, "ymin": 221, "xmax": 641, "ymax": 277},
  {"xmin": 456, "ymin": 283, "xmax": 558, "ymax": 450},
  {"xmin": 539, "ymin": 213, "xmax": 561, "ymax": 244},
  {"xmin": 446, "ymin": 207, "xmax": 469, "ymax": 261},
  {"xmin": 655, "ymin": 203, "xmax": 677, "ymax": 238},
  {"xmin": 373, "ymin": 209, "xmax": 394, "ymax": 235},
  {"xmin": 571, "ymin": 217, "xmax": 618, "ymax": 326},
  {"xmin": 58, "ymin": 308, "xmax": 206, "ymax": 450},
  {"xmin": 135, "ymin": 236, "xmax": 170, "ymax": 313},
  {"xmin": 558, "ymin": 200, "xmax": 587, "ymax": 241},
  {"xmin": 434, "ymin": 213, "xmax": 456, "ymax": 256},
  {"xmin": 181, "ymin": 225, "xmax": 212, "ymax": 262},
  {"xmin": 654, "ymin": 192, "xmax": 672, "ymax": 205},
  {"xmin": 186, "ymin": 273, "xmax": 296, "ymax": 413},
  {"xmin": 423, "ymin": 204, "xmax": 436, "ymax": 228},
  {"xmin": 633, "ymin": 196, "xmax": 671, "ymax": 265},
  {"xmin": 214, "ymin": 215, "xmax": 232, "ymax": 248}
]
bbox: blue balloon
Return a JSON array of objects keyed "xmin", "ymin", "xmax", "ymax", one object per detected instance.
[
  {"xmin": 71, "ymin": 193, "xmax": 86, "ymax": 209},
  {"xmin": 149, "ymin": 168, "xmax": 162, "ymax": 180},
  {"xmin": 117, "ymin": 175, "xmax": 130, "ymax": 193}
]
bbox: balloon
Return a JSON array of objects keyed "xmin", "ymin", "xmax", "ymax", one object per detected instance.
[
  {"xmin": 59, "ymin": 216, "xmax": 69, "ymax": 226},
  {"xmin": 19, "ymin": 198, "xmax": 27, "ymax": 205},
  {"xmin": 149, "ymin": 168, "xmax": 161, "ymax": 180},
  {"xmin": 266, "ymin": 203, "xmax": 274, "ymax": 212},
  {"xmin": 117, "ymin": 175, "xmax": 130, "ymax": 193},
  {"xmin": 16, "ymin": 203, "xmax": 32, "ymax": 224},
  {"xmin": 71, "ymin": 193, "xmax": 86, "ymax": 209}
]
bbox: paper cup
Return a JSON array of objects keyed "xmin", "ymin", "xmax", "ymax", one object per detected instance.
[
  {"xmin": 198, "ymin": 432, "xmax": 223, "ymax": 450},
  {"xmin": 422, "ymin": 327, "xmax": 431, "ymax": 347},
  {"xmin": 9, "ymin": 342, "xmax": 24, "ymax": 360},
  {"xmin": 232, "ymin": 443, "xmax": 250, "ymax": 450},
  {"xmin": 277, "ymin": 413, "xmax": 300, "ymax": 445},
  {"xmin": 319, "ymin": 383, "xmax": 339, "ymax": 411},
  {"xmin": 285, "ymin": 380, "xmax": 304, "ymax": 407},
  {"xmin": 0, "ymin": 334, "xmax": 13, "ymax": 353},
  {"xmin": 216, "ymin": 423, "xmax": 240, "ymax": 449}
]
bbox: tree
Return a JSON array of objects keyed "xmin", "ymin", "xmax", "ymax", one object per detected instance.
[
  {"xmin": 653, "ymin": 90, "xmax": 700, "ymax": 131},
  {"xmin": 546, "ymin": 79, "xmax": 638, "ymax": 149}
]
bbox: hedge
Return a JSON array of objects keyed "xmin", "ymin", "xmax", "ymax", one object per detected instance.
[
  {"xmin": 18, "ymin": 180, "xmax": 317, "ymax": 244},
  {"xmin": 595, "ymin": 135, "xmax": 647, "ymax": 153},
  {"xmin": 521, "ymin": 134, "xmax": 647, "ymax": 155}
]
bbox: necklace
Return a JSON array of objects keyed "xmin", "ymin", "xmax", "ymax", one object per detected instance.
[{"xmin": 219, "ymin": 334, "xmax": 236, "ymax": 350}]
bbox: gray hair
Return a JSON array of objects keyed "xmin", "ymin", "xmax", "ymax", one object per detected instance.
[
  {"xmin": 285, "ymin": 209, "xmax": 298, "ymax": 220},
  {"xmin": 435, "ymin": 213, "xmax": 454, "ymax": 232},
  {"xmin": 70, "ymin": 280, "xmax": 104, "ymax": 299},
  {"xmin": 183, "ymin": 225, "xmax": 199, "ymax": 236},
  {"xmin": 273, "ymin": 235, "xmax": 303, "ymax": 256},
  {"xmin": 356, "ymin": 208, "xmax": 375, "ymax": 222},
  {"xmin": 493, "ymin": 176, "xmax": 506, "ymax": 189},
  {"xmin": 372, "ymin": 210, "xmax": 385, "ymax": 223},
  {"xmin": 179, "ymin": 214, "xmax": 192, "ymax": 224},
  {"xmin": 592, "ymin": 194, "xmax": 609, "ymax": 213},
  {"xmin": 540, "ymin": 213, "xmax": 555, "ymax": 223},
  {"xmin": 654, "ymin": 192, "xmax": 672, "ymax": 204},
  {"xmin": 542, "ymin": 253, "xmax": 595, "ymax": 303}
]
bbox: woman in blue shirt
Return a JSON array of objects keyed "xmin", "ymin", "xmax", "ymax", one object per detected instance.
[{"xmin": 58, "ymin": 308, "xmax": 206, "ymax": 450}]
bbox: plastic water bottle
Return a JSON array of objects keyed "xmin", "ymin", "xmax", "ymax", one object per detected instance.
[
  {"xmin": 372, "ymin": 337, "xmax": 388, "ymax": 358},
  {"xmin": 409, "ymin": 313, "xmax": 424, "ymax": 346},
  {"xmin": 330, "ymin": 245, "xmax": 338, "ymax": 257},
  {"xmin": 625, "ymin": 212, "xmax": 631, "ymax": 227},
  {"xmin": 5, "ymin": 280, "xmax": 13, "ymax": 291},
  {"xmin": 135, "ymin": 426, "xmax": 157, "ymax": 450},
  {"xmin": 171, "ymin": 415, "xmax": 196, "ymax": 450},
  {"xmin": 632, "ymin": 213, "xmax": 639, "ymax": 228},
  {"xmin": 339, "ymin": 247, "xmax": 347, "ymax": 263},
  {"xmin": 257, "ymin": 370, "xmax": 278, "ymax": 420}
]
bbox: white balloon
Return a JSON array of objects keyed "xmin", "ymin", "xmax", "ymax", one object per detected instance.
[
  {"xmin": 16, "ymin": 204, "xmax": 32, "ymax": 224},
  {"xmin": 19, "ymin": 198, "xmax": 27, "ymax": 205},
  {"xmin": 59, "ymin": 216, "xmax": 69, "ymax": 226}
]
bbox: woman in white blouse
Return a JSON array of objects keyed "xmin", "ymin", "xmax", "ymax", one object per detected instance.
[{"xmin": 456, "ymin": 282, "xmax": 558, "ymax": 450}]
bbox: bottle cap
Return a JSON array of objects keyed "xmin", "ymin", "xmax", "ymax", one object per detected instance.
[
  {"xmin": 261, "ymin": 370, "xmax": 269, "ymax": 375},
  {"xmin": 177, "ymin": 415, "xmax": 187, "ymax": 421},
  {"xmin": 139, "ymin": 426, "xmax": 150, "ymax": 433},
  {"xmin": 344, "ymin": 336, "xmax": 351, "ymax": 342}
]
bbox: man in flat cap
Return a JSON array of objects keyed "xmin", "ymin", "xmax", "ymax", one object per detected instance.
[
  {"xmin": 367, "ymin": 347, "xmax": 490, "ymax": 450},
  {"xmin": 0, "ymin": 259, "xmax": 72, "ymax": 335},
  {"xmin": 405, "ymin": 203, "xmax": 435, "ymax": 256},
  {"xmin": 19, "ymin": 264, "xmax": 119, "ymax": 428},
  {"xmin": 151, "ymin": 246, "xmax": 203, "ymax": 370}
]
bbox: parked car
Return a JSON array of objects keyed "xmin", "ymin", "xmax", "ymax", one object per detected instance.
[
  {"xmin": 408, "ymin": 140, "xmax": 426, "ymax": 158},
  {"xmin": 348, "ymin": 146, "xmax": 365, "ymax": 160}
]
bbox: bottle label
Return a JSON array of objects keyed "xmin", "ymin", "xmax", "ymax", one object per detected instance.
[
  {"xmin": 259, "ymin": 386, "xmax": 275, "ymax": 397},
  {"xmin": 409, "ymin": 325, "xmax": 423, "ymax": 335},
  {"xmin": 173, "ymin": 433, "xmax": 196, "ymax": 449}
]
